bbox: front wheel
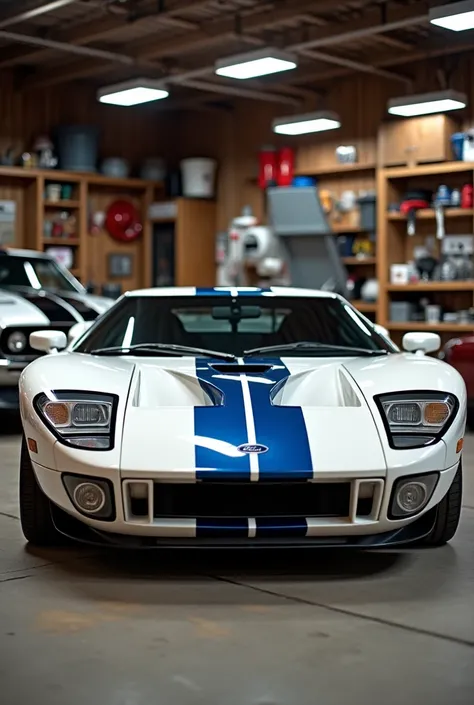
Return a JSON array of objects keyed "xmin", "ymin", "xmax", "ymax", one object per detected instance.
[
  {"xmin": 19, "ymin": 436, "xmax": 63, "ymax": 547},
  {"xmin": 421, "ymin": 460, "xmax": 463, "ymax": 547}
]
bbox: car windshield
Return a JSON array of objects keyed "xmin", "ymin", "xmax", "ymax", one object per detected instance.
[
  {"xmin": 0, "ymin": 255, "xmax": 81, "ymax": 293},
  {"xmin": 74, "ymin": 294, "xmax": 395, "ymax": 357}
]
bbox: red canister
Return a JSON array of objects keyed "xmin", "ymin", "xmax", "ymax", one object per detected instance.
[
  {"xmin": 258, "ymin": 146, "xmax": 277, "ymax": 189},
  {"xmin": 277, "ymin": 146, "xmax": 295, "ymax": 186},
  {"xmin": 461, "ymin": 183, "xmax": 473, "ymax": 209}
]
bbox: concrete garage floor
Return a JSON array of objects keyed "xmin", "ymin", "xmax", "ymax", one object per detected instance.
[{"xmin": 0, "ymin": 421, "xmax": 473, "ymax": 705}]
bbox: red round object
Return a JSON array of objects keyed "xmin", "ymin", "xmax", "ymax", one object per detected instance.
[{"xmin": 105, "ymin": 200, "xmax": 142, "ymax": 242}]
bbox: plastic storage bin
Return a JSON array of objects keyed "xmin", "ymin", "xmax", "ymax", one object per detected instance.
[
  {"xmin": 180, "ymin": 158, "xmax": 216, "ymax": 198},
  {"xmin": 357, "ymin": 193, "xmax": 377, "ymax": 232},
  {"xmin": 56, "ymin": 125, "xmax": 99, "ymax": 172}
]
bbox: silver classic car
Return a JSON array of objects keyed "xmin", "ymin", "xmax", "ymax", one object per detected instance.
[{"xmin": 0, "ymin": 248, "xmax": 113, "ymax": 410}]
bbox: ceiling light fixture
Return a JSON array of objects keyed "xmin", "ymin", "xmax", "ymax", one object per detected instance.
[
  {"xmin": 272, "ymin": 111, "xmax": 341, "ymax": 136},
  {"xmin": 387, "ymin": 90, "xmax": 467, "ymax": 117},
  {"xmin": 215, "ymin": 48, "xmax": 297, "ymax": 80},
  {"xmin": 97, "ymin": 78, "xmax": 169, "ymax": 106},
  {"xmin": 429, "ymin": 0, "xmax": 474, "ymax": 31}
]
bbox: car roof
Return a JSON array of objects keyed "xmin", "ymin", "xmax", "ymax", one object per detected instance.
[
  {"xmin": 0, "ymin": 247, "xmax": 50, "ymax": 260},
  {"xmin": 126, "ymin": 286, "xmax": 340, "ymax": 299}
]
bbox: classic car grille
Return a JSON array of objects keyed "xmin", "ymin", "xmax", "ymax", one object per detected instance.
[{"xmin": 152, "ymin": 481, "xmax": 352, "ymax": 519}]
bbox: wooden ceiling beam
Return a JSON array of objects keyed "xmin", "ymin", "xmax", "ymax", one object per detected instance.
[
  {"xmin": 0, "ymin": 0, "xmax": 206, "ymax": 68},
  {"xmin": 289, "ymin": 39, "xmax": 474, "ymax": 86}
]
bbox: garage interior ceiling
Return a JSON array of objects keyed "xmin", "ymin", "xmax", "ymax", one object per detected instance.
[{"xmin": 0, "ymin": 0, "xmax": 472, "ymax": 107}]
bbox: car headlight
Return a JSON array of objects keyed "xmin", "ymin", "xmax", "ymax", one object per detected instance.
[
  {"xmin": 34, "ymin": 391, "xmax": 118, "ymax": 450},
  {"xmin": 7, "ymin": 331, "xmax": 27, "ymax": 352},
  {"xmin": 375, "ymin": 391, "xmax": 458, "ymax": 449}
]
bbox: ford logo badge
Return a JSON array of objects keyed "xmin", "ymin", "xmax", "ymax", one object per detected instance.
[{"xmin": 237, "ymin": 443, "xmax": 268, "ymax": 454}]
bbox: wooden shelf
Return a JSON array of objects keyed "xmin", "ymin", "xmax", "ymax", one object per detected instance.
[
  {"xmin": 388, "ymin": 322, "xmax": 474, "ymax": 332},
  {"xmin": 43, "ymin": 237, "xmax": 80, "ymax": 246},
  {"xmin": 387, "ymin": 282, "xmax": 474, "ymax": 292},
  {"xmin": 352, "ymin": 300, "xmax": 377, "ymax": 312},
  {"xmin": 246, "ymin": 162, "xmax": 376, "ymax": 183},
  {"xmin": 44, "ymin": 199, "xmax": 80, "ymax": 209},
  {"xmin": 388, "ymin": 207, "xmax": 474, "ymax": 220},
  {"xmin": 86, "ymin": 173, "xmax": 163, "ymax": 190},
  {"xmin": 332, "ymin": 224, "xmax": 368, "ymax": 233},
  {"xmin": 295, "ymin": 162, "xmax": 376, "ymax": 177},
  {"xmin": 343, "ymin": 257, "xmax": 376, "ymax": 265},
  {"xmin": 0, "ymin": 165, "xmax": 163, "ymax": 190},
  {"xmin": 383, "ymin": 161, "xmax": 474, "ymax": 179}
]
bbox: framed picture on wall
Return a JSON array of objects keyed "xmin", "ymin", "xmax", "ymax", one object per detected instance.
[{"xmin": 108, "ymin": 253, "xmax": 133, "ymax": 278}]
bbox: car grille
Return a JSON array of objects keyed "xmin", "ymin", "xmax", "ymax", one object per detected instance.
[{"xmin": 152, "ymin": 481, "xmax": 352, "ymax": 519}]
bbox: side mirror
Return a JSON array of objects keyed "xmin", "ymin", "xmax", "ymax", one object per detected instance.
[
  {"xmin": 30, "ymin": 330, "xmax": 67, "ymax": 354},
  {"xmin": 402, "ymin": 332, "xmax": 441, "ymax": 355},
  {"xmin": 68, "ymin": 320, "xmax": 93, "ymax": 344}
]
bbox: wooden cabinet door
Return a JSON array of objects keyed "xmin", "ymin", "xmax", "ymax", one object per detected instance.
[{"xmin": 379, "ymin": 115, "xmax": 457, "ymax": 166}]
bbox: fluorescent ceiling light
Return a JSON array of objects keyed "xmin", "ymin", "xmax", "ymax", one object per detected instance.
[
  {"xmin": 387, "ymin": 90, "xmax": 467, "ymax": 117},
  {"xmin": 272, "ymin": 111, "xmax": 341, "ymax": 136},
  {"xmin": 97, "ymin": 78, "xmax": 169, "ymax": 106},
  {"xmin": 215, "ymin": 48, "xmax": 297, "ymax": 79},
  {"xmin": 429, "ymin": 0, "xmax": 474, "ymax": 31}
]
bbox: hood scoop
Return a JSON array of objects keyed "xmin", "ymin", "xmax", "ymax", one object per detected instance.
[{"xmin": 211, "ymin": 363, "xmax": 273, "ymax": 374}]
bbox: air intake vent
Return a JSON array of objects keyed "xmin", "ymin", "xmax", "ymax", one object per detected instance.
[{"xmin": 211, "ymin": 364, "xmax": 273, "ymax": 374}]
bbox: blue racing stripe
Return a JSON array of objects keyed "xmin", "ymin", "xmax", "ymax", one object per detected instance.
[
  {"xmin": 194, "ymin": 288, "xmax": 272, "ymax": 297},
  {"xmin": 196, "ymin": 518, "xmax": 248, "ymax": 538},
  {"xmin": 246, "ymin": 358, "xmax": 314, "ymax": 480},
  {"xmin": 195, "ymin": 288, "xmax": 231, "ymax": 296},
  {"xmin": 194, "ymin": 359, "xmax": 250, "ymax": 481},
  {"xmin": 255, "ymin": 517, "xmax": 308, "ymax": 538}
]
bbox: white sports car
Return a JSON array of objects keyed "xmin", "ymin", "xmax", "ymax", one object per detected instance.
[{"xmin": 18, "ymin": 287, "xmax": 466, "ymax": 549}]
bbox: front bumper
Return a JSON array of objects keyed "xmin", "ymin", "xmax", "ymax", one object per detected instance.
[
  {"xmin": 32, "ymin": 460, "xmax": 460, "ymax": 548},
  {"xmin": 49, "ymin": 502, "xmax": 438, "ymax": 548}
]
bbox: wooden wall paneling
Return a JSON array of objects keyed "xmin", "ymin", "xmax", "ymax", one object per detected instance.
[
  {"xmin": 0, "ymin": 179, "xmax": 25, "ymax": 248},
  {"xmin": 0, "ymin": 70, "xmax": 176, "ymax": 175},
  {"xmin": 142, "ymin": 184, "xmax": 155, "ymax": 289},
  {"xmin": 175, "ymin": 199, "xmax": 217, "ymax": 287},
  {"xmin": 26, "ymin": 175, "xmax": 43, "ymax": 250},
  {"xmin": 76, "ymin": 179, "xmax": 88, "ymax": 280},
  {"xmin": 376, "ymin": 167, "xmax": 388, "ymax": 327},
  {"xmin": 86, "ymin": 187, "xmax": 144, "ymax": 294}
]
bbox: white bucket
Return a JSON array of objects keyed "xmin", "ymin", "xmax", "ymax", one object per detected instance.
[{"xmin": 180, "ymin": 158, "xmax": 216, "ymax": 198}]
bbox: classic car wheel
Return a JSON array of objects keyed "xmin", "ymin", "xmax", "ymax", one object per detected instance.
[
  {"xmin": 421, "ymin": 460, "xmax": 463, "ymax": 547},
  {"xmin": 19, "ymin": 436, "xmax": 64, "ymax": 546}
]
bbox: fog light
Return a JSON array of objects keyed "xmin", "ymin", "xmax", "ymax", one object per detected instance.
[
  {"xmin": 396, "ymin": 482, "xmax": 427, "ymax": 513},
  {"xmin": 389, "ymin": 473, "xmax": 438, "ymax": 519},
  {"xmin": 73, "ymin": 482, "xmax": 106, "ymax": 514}
]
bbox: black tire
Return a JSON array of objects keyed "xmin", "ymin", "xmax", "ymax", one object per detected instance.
[
  {"xmin": 422, "ymin": 460, "xmax": 463, "ymax": 547},
  {"xmin": 19, "ymin": 436, "xmax": 63, "ymax": 546}
]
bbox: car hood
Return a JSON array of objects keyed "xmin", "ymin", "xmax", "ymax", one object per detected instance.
[
  {"xmin": 0, "ymin": 286, "xmax": 113, "ymax": 327},
  {"xmin": 22, "ymin": 351, "xmax": 466, "ymax": 478}
]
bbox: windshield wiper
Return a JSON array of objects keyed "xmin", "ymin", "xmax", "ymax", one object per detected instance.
[
  {"xmin": 244, "ymin": 342, "xmax": 388, "ymax": 357},
  {"xmin": 90, "ymin": 343, "xmax": 236, "ymax": 361}
]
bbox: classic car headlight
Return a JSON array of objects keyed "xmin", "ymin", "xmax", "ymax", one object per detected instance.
[
  {"xmin": 7, "ymin": 331, "xmax": 27, "ymax": 352},
  {"xmin": 376, "ymin": 391, "xmax": 457, "ymax": 449},
  {"xmin": 34, "ymin": 392, "xmax": 118, "ymax": 450}
]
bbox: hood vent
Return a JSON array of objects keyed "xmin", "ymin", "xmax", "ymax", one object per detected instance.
[{"xmin": 210, "ymin": 363, "xmax": 273, "ymax": 374}]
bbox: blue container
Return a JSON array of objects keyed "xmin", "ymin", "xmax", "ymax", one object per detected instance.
[
  {"xmin": 292, "ymin": 175, "xmax": 315, "ymax": 187},
  {"xmin": 451, "ymin": 133, "xmax": 465, "ymax": 161}
]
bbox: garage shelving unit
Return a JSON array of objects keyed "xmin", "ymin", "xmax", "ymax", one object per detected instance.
[
  {"xmin": 0, "ymin": 165, "xmax": 164, "ymax": 291},
  {"xmin": 376, "ymin": 160, "xmax": 474, "ymax": 346}
]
